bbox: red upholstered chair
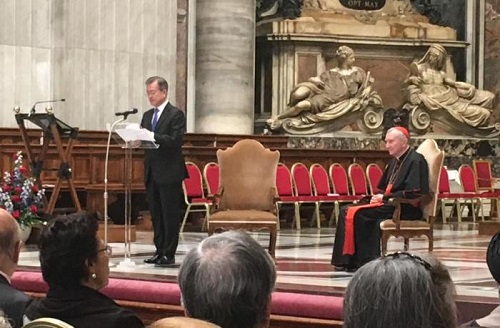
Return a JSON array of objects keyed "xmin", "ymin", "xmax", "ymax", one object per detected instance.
[
  {"xmin": 458, "ymin": 164, "xmax": 500, "ymax": 221},
  {"xmin": 203, "ymin": 162, "xmax": 220, "ymax": 197},
  {"xmin": 328, "ymin": 163, "xmax": 362, "ymax": 226},
  {"xmin": 180, "ymin": 162, "xmax": 212, "ymax": 232},
  {"xmin": 208, "ymin": 139, "xmax": 279, "ymax": 258},
  {"xmin": 437, "ymin": 167, "xmax": 481, "ymax": 223},
  {"xmin": 473, "ymin": 159, "xmax": 499, "ymax": 217},
  {"xmin": 366, "ymin": 163, "xmax": 383, "ymax": 195},
  {"xmin": 474, "ymin": 160, "xmax": 496, "ymax": 192},
  {"xmin": 348, "ymin": 163, "xmax": 369, "ymax": 196},
  {"xmin": 310, "ymin": 163, "xmax": 339, "ymax": 225},
  {"xmin": 291, "ymin": 163, "xmax": 321, "ymax": 228},
  {"xmin": 276, "ymin": 163, "xmax": 300, "ymax": 230}
]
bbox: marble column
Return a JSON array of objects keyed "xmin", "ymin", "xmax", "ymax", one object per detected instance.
[{"xmin": 194, "ymin": 0, "xmax": 255, "ymax": 134}]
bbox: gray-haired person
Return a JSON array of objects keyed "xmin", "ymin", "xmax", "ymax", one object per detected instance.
[
  {"xmin": 178, "ymin": 231, "xmax": 276, "ymax": 328},
  {"xmin": 344, "ymin": 252, "xmax": 457, "ymax": 328}
]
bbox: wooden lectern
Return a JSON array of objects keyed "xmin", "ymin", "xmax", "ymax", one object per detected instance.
[{"xmin": 15, "ymin": 112, "xmax": 82, "ymax": 214}]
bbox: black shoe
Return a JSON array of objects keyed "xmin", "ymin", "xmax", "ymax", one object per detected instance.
[
  {"xmin": 333, "ymin": 266, "xmax": 347, "ymax": 272},
  {"xmin": 154, "ymin": 256, "xmax": 175, "ymax": 267},
  {"xmin": 144, "ymin": 254, "xmax": 161, "ymax": 264}
]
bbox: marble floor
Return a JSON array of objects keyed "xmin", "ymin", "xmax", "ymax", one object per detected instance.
[{"xmin": 18, "ymin": 222, "xmax": 500, "ymax": 304}]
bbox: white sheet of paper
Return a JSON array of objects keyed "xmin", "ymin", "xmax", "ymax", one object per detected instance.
[{"xmin": 115, "ymin": 127, "xmax": 155, "ymax": 142}]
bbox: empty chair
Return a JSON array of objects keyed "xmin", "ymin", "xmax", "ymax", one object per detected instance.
[
  {"xmin": 310, "ymin": 163, "xmax": 339, "ymax": 225},
  {"xmin": 276, "ymin": 163, "xmax": 300, "ymax": 229},
  {"xmin": 180, "ymin": 162, "xmax": 212, "ymax": 232},
  {"xmin": 291, "ymin": 163, "xmax": 321, "ymax": 228},
  {"xmin": 207, "ymin": 139, "xmax": 279, "ymax": 258},
  {"xmin": 203, "ymin": 162, "xmax": 220, "ymax": 196},
  {"xmin": 438, "ymin": 166, "xmax": 478, "ymax": 223},
  {"xmin": 348, "ymin": 163, "xmax": 369, "ymax": 196},
  {"xmin": 366, "ymin": 163, "xmax": 383, "ymax": 195},
  {"xmin": 458, "ymin": 164, "xmax": 499, "ymax": 221},
  {"xmin": 473, "ymin": 159, "xmax": 499, "ymax": 218},
  {"xmin": 328, "ymin": 163, "xmax": 362, "ymax": 226}
]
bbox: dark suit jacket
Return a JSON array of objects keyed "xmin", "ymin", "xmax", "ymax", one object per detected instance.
[
  {"xmin": 0, "ymin": 274, "xmax": 32, "ymax": 328},
  {"xmin": 24, "ymin": 285, "xmax": 144, "ymax": 328},
  {"xmin": 140, "ymin": 103, "xmax": 188, "ymax": 185}
]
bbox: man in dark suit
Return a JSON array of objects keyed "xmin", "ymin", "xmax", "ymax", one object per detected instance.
[
  {"xmin": 0, "ymin": 209, "xmax": 32, "ymax": 328},
  {"xmin": 140, "ymin": 76, "xmax": 188, "ymax": 267}
]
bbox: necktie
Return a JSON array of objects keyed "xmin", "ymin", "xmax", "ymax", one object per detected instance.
[{"xmin": 152, "ymin": 108, "xmax": 159, "ymax": 131}]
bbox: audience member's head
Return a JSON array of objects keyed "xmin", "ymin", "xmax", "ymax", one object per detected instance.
[
  {"xmin": 0, "ymin": 209, "xmax": 22, "ymax": 278},
  {"xmin": 39, "ymin": 212, "xmax": 110, "ymax": 290},
  {"xmin": 344, "ymin": 252, "xmax": 457, "ymax": 328},
  {"xmin": 487, "ymin": 232, "xmax": 500, "ymax": 288},
  {"xmin": 178, "ymin": 230, "xmax": 276, "ymax": 328},
  {"xmin": 149, "ymin": 316, "xmax": 220, "ymax": 328}
]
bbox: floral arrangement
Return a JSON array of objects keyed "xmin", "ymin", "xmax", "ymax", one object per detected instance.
[{"xmin": 0, "ymin": 151, "xmax": 45, "ymax": 227}]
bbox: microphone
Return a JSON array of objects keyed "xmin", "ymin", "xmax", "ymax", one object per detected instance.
[
  {"xmin": 115, "ymin": 108, "xmax": 138, "ymax": 117},
  {"xmin": 30, "ymin": 99, "xmax": 65, "ymax": 115}
]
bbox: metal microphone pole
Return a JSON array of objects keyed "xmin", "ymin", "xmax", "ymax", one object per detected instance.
[{"xmin": 104, "ymin": 117, "xmax": 126, "ymax": 245}]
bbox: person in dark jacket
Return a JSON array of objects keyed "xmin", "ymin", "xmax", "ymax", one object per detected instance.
[
  {"xmin": 140, "ymin": 76, "xmax": 188, "ymax": 267},
  {"xmin": 24, "ymin": 213, "xmax": 144, "ymax": 328},
  {"xmin": 0, "ymin": 209, "xmax": 32, "ymax": 328}
]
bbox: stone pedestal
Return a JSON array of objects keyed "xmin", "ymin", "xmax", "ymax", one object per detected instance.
[{"xmin": 194, "ymin": 0, "xmax": 256, "ymax": 134}]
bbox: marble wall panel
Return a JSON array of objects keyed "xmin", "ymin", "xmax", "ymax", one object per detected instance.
[
  {"xmin": 0, "ymin": 0, "xmax": 177, "ymax": 130},
  {"xmin": 484, "ymin": 1, "xmax": 500, "ymax": 119}
]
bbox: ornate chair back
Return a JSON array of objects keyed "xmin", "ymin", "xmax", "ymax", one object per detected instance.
[
  {"xmin": 348, "ymin": 163, "xmax": 368, "ymax": 196},
  {"xmin": 366, "ymin": 163, "xmax": 383, "ymax": 194},
  {"xmin": 203, "ymin": 162, "xmax": 220, "ymax": 196}
]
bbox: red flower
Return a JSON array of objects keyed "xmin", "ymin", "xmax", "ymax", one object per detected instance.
[
  {"xmin": 12, "ymin": 210, "xmax": 20, "ymax": 219},
  {"xmin": 11, "ymin": 195, "xmax": 21, "ymax": 203},
  {"xmin": 14, "ymin": 187, "xmax": 23, "ymax": 194},
  {"xmin": 30, "ymin": 205, "xmax": 38, "ymax": 213},
  {"xmin": 19, "ymin": 166, "xmax": 28, "ymax": 174},
  {"xmin": 3, "ymin": 185, "xmax": 11, "ymax": 192},
  {"xmin": 32, "ymin": 185, "xmax": 39, "ymax": 193}
]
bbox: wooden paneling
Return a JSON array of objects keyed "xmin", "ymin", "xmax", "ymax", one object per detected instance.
[{"xmin": 0, "ymin": 128, "xmax": 390, "ymax": 220}]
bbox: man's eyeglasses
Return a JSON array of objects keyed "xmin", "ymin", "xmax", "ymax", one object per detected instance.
[
  {"xmin": 386, "ymin": 251, "xmax": 432, "ymax": 271},
  {"xmin": 97, "ymin": 245, "xmax": 112, "ymax": 256}
]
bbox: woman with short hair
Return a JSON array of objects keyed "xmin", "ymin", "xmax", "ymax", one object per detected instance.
[{"xmin": 24, "ymin": 213, "xmax": 144, "ymax": 328}]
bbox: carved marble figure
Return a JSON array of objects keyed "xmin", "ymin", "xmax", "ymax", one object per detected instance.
[
  {"xmin": 267, "ymin": 46, "xmax": 384, "ymax": 134},
  {"xmin": 405, "ymin": 44, "xmax": 499, "ymax": 137}
]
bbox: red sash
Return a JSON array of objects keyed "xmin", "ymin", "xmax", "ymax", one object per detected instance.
[{"xmin": 342, "ymin": 184, "xmax": 393, "ymax": 255}]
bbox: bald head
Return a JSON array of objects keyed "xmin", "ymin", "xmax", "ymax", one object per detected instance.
[{"xmin": 0, "ymin": 209, "xmax": 21, "ymax": 275}]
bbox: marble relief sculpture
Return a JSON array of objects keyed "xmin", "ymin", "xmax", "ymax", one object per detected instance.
[
  {"xmin": 405, "ymin": 44, "xmax": 500, "ymax": 137},
  {"xmin": 267, "ymin": 46, "xmax": 384, "ymax": 134}
]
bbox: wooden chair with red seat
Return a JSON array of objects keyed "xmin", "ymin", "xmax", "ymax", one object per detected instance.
[
  {"xmin": 473, "ymin": 159, "xmax": 500, "ymax": 217},
  {"xmin": 310, "ymin": 163, "xmax": 339, "ymax": 225},
  {"xmin": 458, "ymin": 164, "xmax": 500, "ymax": 221},
  {"xmin": 437, "ymin": 166, "xmax": 482, "ymax": 223},
  {"xmin": 328, "ymin": 163, "xmax": 363, "ymax": 226},
  {"xmin": 291, "ymin": 163, "xmax": 321, "ymax": 228},
  {"xmin": 348, "ymin": 163, "xmax": 369, "ymax": 197},
  {"xmin": 366, "ymin": 163, "xmax": 383, "ymax": 195},
  {"xmin": 180, "ymin": 162, "xmax": 212, "ymax": 232},
  {"xmin": 203, "ymin": 161, "xmax": 220, "ymax": 197},
  {"xmin": 208, "ymin": 139, "xmax": 279, "ymax": 258},
  {"xmin": 379, "ymin": 139, "xmax": 445, "ymax": 254},
  {"xmin": 276, "ymin": 163, "xmax": 301, "ymax": 230}
]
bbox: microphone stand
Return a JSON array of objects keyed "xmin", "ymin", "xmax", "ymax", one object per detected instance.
[{"xmin": 104, "ymin": 117, "xmax": 126, "ymax": 246}]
